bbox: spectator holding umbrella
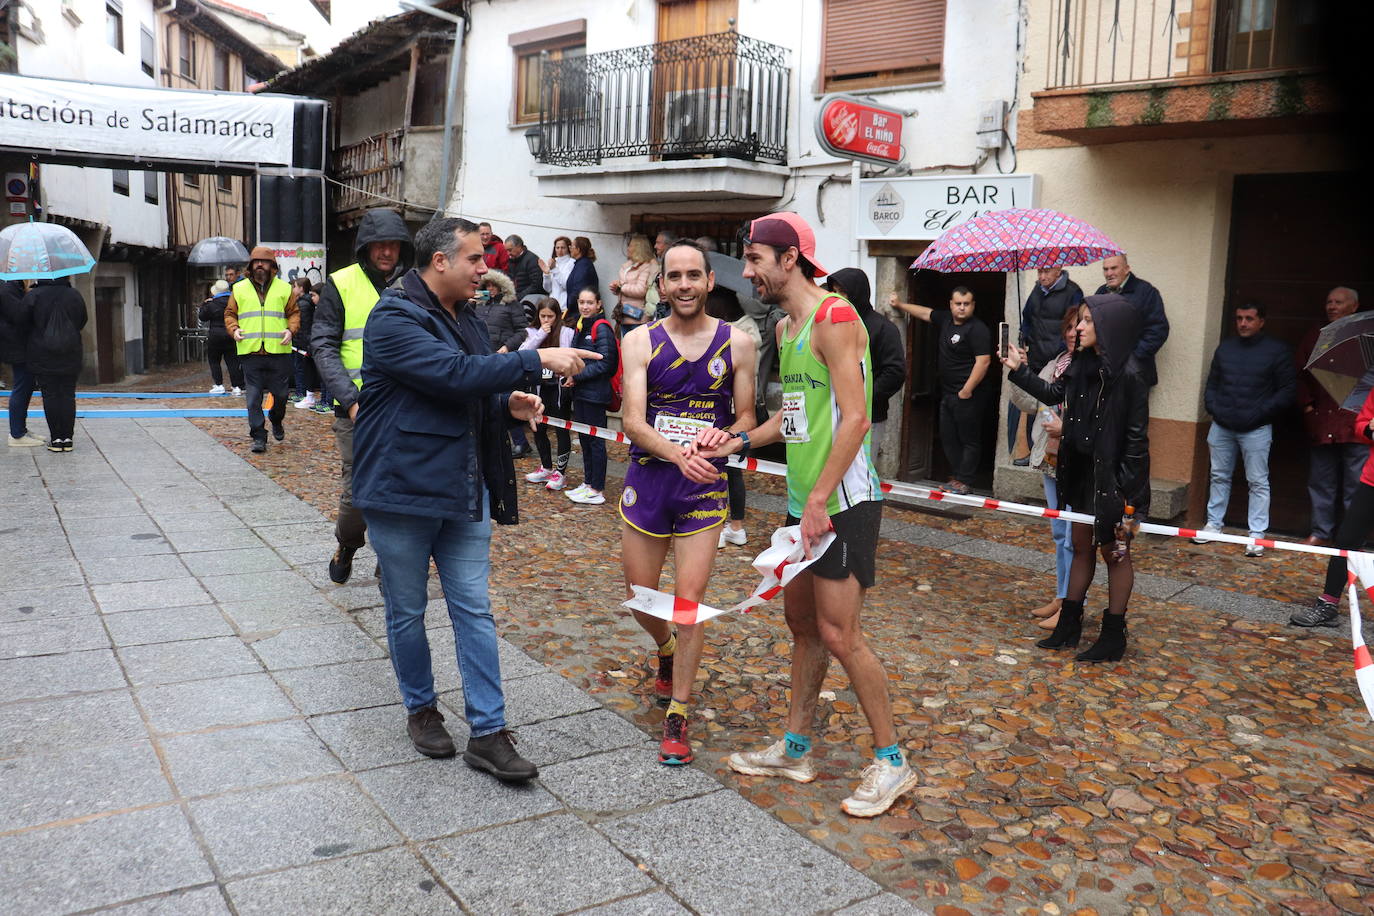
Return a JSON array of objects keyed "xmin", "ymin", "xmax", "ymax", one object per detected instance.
[
  {"xmin": 1002, "ymin": 294, "xmax": 1151, "ymax": 663},
  {"xmin": 23, "ymin": 277, "xmax": 88, "ymax": 453}
]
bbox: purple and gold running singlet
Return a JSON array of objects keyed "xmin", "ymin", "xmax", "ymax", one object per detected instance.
[{"xmin": 620, "ymin": 319, "xmax": 735, "ymax": 537}]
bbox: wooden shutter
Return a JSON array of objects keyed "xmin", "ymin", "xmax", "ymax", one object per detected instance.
[{"xmin": 821, "ymin": 0, "xmax": 945, "ymax": 80}]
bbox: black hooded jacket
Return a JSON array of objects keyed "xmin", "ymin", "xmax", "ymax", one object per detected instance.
[
  {"xmin": 23, "ymin": 278, "xmax": 88, "ymax": 377},
  {"xmin": 1009, "ymin": 294, "xmax": 1150, "ymax": 542},
  {"xmin": 827, "ymin": 268, "xmax": 906, "ymax": 425},
  {"xmin": 312, "ymin": 208, "xmax": 414, "ymax": 414},
  {"xmin": 0, "ymin": 280, "xmax": 29, "ymax": 365}
]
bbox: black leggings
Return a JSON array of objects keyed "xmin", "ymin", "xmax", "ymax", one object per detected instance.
[
  {"xmin": 1324, "ymin": 481, "xmax": 1374, "ymax": 597},
  {"xmin": 36, "ymin": 372, "xmax": 78, "ymax": 442},
  {"xmin": 726, "ymin": 467, "xmax": 746, "ymax": 521},
  {"xmin": 534, "ymin": 387, "xmax": 570, "ymax": 472},
  {"xmin": 206, "ymin": 335, "xmax": 244, "ymax": 388}
]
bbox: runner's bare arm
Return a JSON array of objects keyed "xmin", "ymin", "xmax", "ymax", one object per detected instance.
[{"xmin": 619, "ymin": 326, "xmax": 720, "ymax": 482}]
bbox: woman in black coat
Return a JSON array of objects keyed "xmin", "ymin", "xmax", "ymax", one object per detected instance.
[
  {"xmin": 23, "ymin": 278, "xmax": 88, "ymax": 452},
  {"xmin": 197, "ymin": 280, "xmax": 244, "ymax": 394},
  {"xmin": 1, "ymin": 279, "xmax": 43, "ymax": 446},
  {"xmin": 1003, "ymin": 294, "xmax": 1150, "ymax": 662}
]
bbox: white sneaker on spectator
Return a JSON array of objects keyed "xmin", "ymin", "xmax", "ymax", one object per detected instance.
[
  {"xmin": 1245, "ymin": 543, "xmax": 1265, "ymax": 557},
  {"xmin": 719, "ymin": 525, "xmax": 747, "ymax": 547},
  {"xmin": 208, "ymin": 384, "xmax": 226, "ymax": 395},
  {"xmin": 294, "ymin": 393, "xmax": 318, "ymax": 409},
  {"xmin": 564, "ymin": 483, "xmax": 589, "ymax": 498},
  {"xmin": 1190, "ymin": 525, "xmax": 1220, "ymax": 545},
  {"xmin": 231, "ymin": 386, "xmax": 243, "ymax": 396},
  {"xmin": 525, "ymin": 467, "xmax": 552, "ymax": 483},
  {"xmin": 567, "ymin": 488, "xmax": 605, "ymax": 505},
  {"xmin": 8, "ymin": 433, "xmax": 45, "ymax": 447},
  {"xmin": 545, "ymin": 470, "xmax": 566, "ymax": 491}
]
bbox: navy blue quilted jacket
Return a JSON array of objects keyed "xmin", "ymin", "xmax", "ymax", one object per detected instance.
[{"xmin": 1204, "ymin": 333, "xmax": 1296, "ymax": 432}]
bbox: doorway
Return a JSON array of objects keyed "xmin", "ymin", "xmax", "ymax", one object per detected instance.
[
  {"xmin": 94, "ymin": 284, "xmax": 124, "ymax": 385},
  {"xmin": 653, "ymin": 0, "xmax": 741, "ymax": 158},
  {"xmin": 1220, "ymin": 171, "xmax": 1373, "ymax": 535},
  {"xmin": 899, "ymin": 267, "xmax": 1008, "ymax": 489}
]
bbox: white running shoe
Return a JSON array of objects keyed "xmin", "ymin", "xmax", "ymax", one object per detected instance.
[
  {"xmin": 567, "ymin": 488, "xmax": 605, "ymax": 505},
  {"xmin": 719, "ymin": 525, "xmax": 747, "ymax": 547},
  {"xmin": 526, "ymin": 467, "xmax": 552, "ymax": 483},
  {"xmin": 726, "ymin": 739, "xmax": 817, "ymax": 783},
  {"xmin": 841, "ymin": 760, "xmax": 918, "ymax": 818},
  {"xmin": 8, "ymin": 433, "xmax": 45, "ymax": 448},
  {"xmin": 232, "ymin": 387, "xmax": 243, "ymax": 396},
  {"xmin": 564, "ymin": 483, "xmax": 589, "ymax": 498},
  {"xmin": 1245, "ymin": 544, "xmax": 1265, "ymax": 557},
  {"xmin": 293, "ymin": 393, "xmax": 318, "ymax": 409},
  {"xmin": 545, "ymin": 470, "xmax": 566, "ymax": 491},
  {"xmin": 208, "ymin": 384, "xmax": 226, "ymax": 395},
  {"xmin": 1190, "ymin": 525, "xmax": 1220, "ymax": 544}
]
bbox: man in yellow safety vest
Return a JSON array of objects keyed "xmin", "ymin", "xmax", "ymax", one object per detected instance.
[
  {"xmin": 311, "ymin": 208, "xmax": 414, "ymax": 584},
  {"xmin": 225, "ymin": 246, "xmax": 300, "ymax": 454}
]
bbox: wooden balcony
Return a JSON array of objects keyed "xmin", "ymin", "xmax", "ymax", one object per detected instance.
[{"xmin": 331, "ymin": 128, "xmax": 449, "ymax": 225}]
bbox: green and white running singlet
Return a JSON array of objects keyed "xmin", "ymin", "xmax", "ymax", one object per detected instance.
[{"xmin": 778, "ymin": 293, "xmax": 883, "ymax": 518}]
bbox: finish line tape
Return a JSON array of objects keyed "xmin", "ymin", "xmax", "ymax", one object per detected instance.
[{"xmin": 545, "ymin": 414, "xmax": 1374, "ymax": 720}]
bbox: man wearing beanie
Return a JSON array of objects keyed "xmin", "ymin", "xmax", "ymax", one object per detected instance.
[{"xmin": 225, "ymin": 246, "xmax": 300, "ymax": 453}]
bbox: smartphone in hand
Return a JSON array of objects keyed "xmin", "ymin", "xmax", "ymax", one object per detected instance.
[{"xmin": 997, "ymin": 322, "xmax": 1010, "ymax": 360}]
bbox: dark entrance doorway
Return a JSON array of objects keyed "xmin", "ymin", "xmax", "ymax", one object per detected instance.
[
  {"xmin": 898, "ymin": 266, "xmax": 1008, "ymax": 489},
  {"xmin": 1221, "ymin": 171, "xmax": 1374, "ymax": 535}
]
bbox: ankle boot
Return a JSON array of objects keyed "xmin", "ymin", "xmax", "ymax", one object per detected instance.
[
  {"xmin": 1037, "ymin": 599, "xmax": 1082, "ymax": 649},
  {"xmin": 1076, "ymin": 611, "xmax": 1127, "ymax": 662}
]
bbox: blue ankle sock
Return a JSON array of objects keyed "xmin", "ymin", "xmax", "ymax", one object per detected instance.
[
  {"xmin": 783, "ymin": 731, "xmax": 810, "ymax": 758},
  {"xmin": 875, "ymin": 743, "xmax": 904, "ymax": 768}
]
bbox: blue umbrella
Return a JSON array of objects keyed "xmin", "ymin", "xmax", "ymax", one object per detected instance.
[{"xmin": 0, "ymin": 222, "xmax": 96, "ymax": 280}]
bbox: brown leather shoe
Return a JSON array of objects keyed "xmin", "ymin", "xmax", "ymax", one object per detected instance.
[
  {"xmin": 407, "ymin": 706, "xmax": 456, "ymax": 758},
  {"xmin": 1303, "ymin": 535, "xmax": 1331, "ymax": 547},
  {"xmin": 1030, "ymin": 597, "xmax": 1062, "ymax": 619}
]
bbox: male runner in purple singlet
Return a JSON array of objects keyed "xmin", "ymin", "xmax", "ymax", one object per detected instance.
[{"xmin": 619, "ymin": 239, "xmax": 757, "ymax": 765}]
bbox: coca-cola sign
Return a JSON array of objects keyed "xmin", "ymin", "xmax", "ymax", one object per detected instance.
[{"xmin": 814, "ymin": 94, "xmax": 904, "ymax": 167}]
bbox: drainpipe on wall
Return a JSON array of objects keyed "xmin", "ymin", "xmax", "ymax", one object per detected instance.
[{"xmin": 398, "ymin": 1, "xmax": 466, "ymax": 213}]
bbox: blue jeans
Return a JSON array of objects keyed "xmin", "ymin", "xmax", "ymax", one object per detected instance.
[
  {"xmin": 363, "ymin": 504, "xmax": 507, "ymax": 736},
  {"xmin": 6, "ymin": 362, "xmax": 35, "ymax": 440},
  {"xmin": 1043, "ymin": 474, "xmax": 1072, "ymax": 599},
  {"xmin": 1206, "ymin": 423, "xmax": 1272, "ymax": 537}
]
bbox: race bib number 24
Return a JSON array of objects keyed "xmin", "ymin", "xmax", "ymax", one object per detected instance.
[{"xmin": 781, "ymin": 391, "xmax": 810, "ymax": 443}]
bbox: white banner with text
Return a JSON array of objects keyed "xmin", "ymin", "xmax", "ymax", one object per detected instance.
[{"xmin": 0, "ymin": 73, "xmax": 298, "ymax": 167}]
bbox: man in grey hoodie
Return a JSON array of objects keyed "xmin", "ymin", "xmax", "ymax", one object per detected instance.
[{"xmin": 312, "ymin": 208, "xmax": 415, "ymax": 584}]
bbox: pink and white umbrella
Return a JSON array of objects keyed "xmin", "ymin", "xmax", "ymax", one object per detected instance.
[{"xmin": 910, "ymin": 208, "xmax": 1124, "ymax": 273}]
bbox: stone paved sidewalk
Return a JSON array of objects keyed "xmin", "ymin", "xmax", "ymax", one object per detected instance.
[{"xmin": 0, "ymin": 418, "xmax": 921, "ymax": 916}]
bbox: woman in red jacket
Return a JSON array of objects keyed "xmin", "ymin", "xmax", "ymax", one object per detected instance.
[{"xmin": 1292, "ymin": 385, "xmax": 1374, "ymax": 627}]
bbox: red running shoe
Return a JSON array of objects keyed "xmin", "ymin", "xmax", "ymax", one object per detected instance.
[
  {"xmin": 659, "ymin": 713, "xmax": 693, "ymax": 765},
  {"xmin": 653, "ymin": 651, "xmax": 674, "ymax": 706}
]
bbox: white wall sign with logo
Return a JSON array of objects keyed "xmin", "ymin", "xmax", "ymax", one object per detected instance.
[
  {"xmin": 0, "ymin": 73, "xmax": 299, "ymax": 167},
  {"xmin": 854, "ymin": 175, "xmax": 1038, "ymax": 240},
  {"xmin": 262, "ymin": 243, "xmax": 326, "ymax": 287}
]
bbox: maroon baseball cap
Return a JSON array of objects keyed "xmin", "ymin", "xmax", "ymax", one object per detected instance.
[{"xmin": 746, "ymin": 212, "xmax": 828, "ymax": 277}]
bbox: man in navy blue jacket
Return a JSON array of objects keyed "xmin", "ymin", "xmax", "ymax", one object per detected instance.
[
  {"xmin": 1097, "ymin": 255, "xmax": 1169, "ymax": 387},
  {"xmin": 1197, "ymin": 302, "xmax": 1296, "ymax": 555},
  {"xmin": 352, "ymin": 217, "xmax": 597, "ymax": 779}
]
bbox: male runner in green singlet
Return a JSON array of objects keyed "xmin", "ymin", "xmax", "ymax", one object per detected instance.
[{"xmin": 694, "ymin": 212, "xmax": 915, "ymax": 818}]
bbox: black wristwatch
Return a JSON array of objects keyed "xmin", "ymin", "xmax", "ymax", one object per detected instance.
[{"xmin": 731, "ymin": 430, "xmax": 751, "ymax": 455}]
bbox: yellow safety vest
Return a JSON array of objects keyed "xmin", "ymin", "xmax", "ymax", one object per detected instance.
[
  {"xmin": 232, "ymin": 277, "xmax": 292, "ymax": 356},
  {"xmin": 332, "ymin": 262, "xmax": 381, "ymax": 389}
]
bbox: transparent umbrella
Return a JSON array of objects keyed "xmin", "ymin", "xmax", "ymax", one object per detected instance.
[
  {"xmin": 188, "ymin": 236, "xmax": 250, "ymax": 267},
  {"xmin": 0, "ymin": 222, "xmax": 96, "ymax": 280}
]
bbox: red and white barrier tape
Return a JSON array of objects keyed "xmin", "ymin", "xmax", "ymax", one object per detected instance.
[
  {"xmin": 540, "ymin": 415, "xmax": 1357, "ymax": 559},
  {"xmin": 543, "ymin": 414, "xmax": 1374, "ymax": 719}
]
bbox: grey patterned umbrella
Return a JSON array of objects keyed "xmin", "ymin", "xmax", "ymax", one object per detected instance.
[{"xmin": 188, "ymin": 236, "xmax": 249, "ymax": 267}]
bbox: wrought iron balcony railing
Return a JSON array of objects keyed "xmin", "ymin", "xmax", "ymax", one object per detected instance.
[
  {"xmin": 535, "ymin": 31, "xmax": 790, "ymax": 167},
  {"xmin": 1046, "ymin": 0, "xmax": 1326, "ymax": 90}
]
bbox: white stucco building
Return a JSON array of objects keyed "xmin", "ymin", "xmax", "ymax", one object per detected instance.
[{"xmin": 453, "ymin": 0, "xmax": 1025, "ymax": 483}]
